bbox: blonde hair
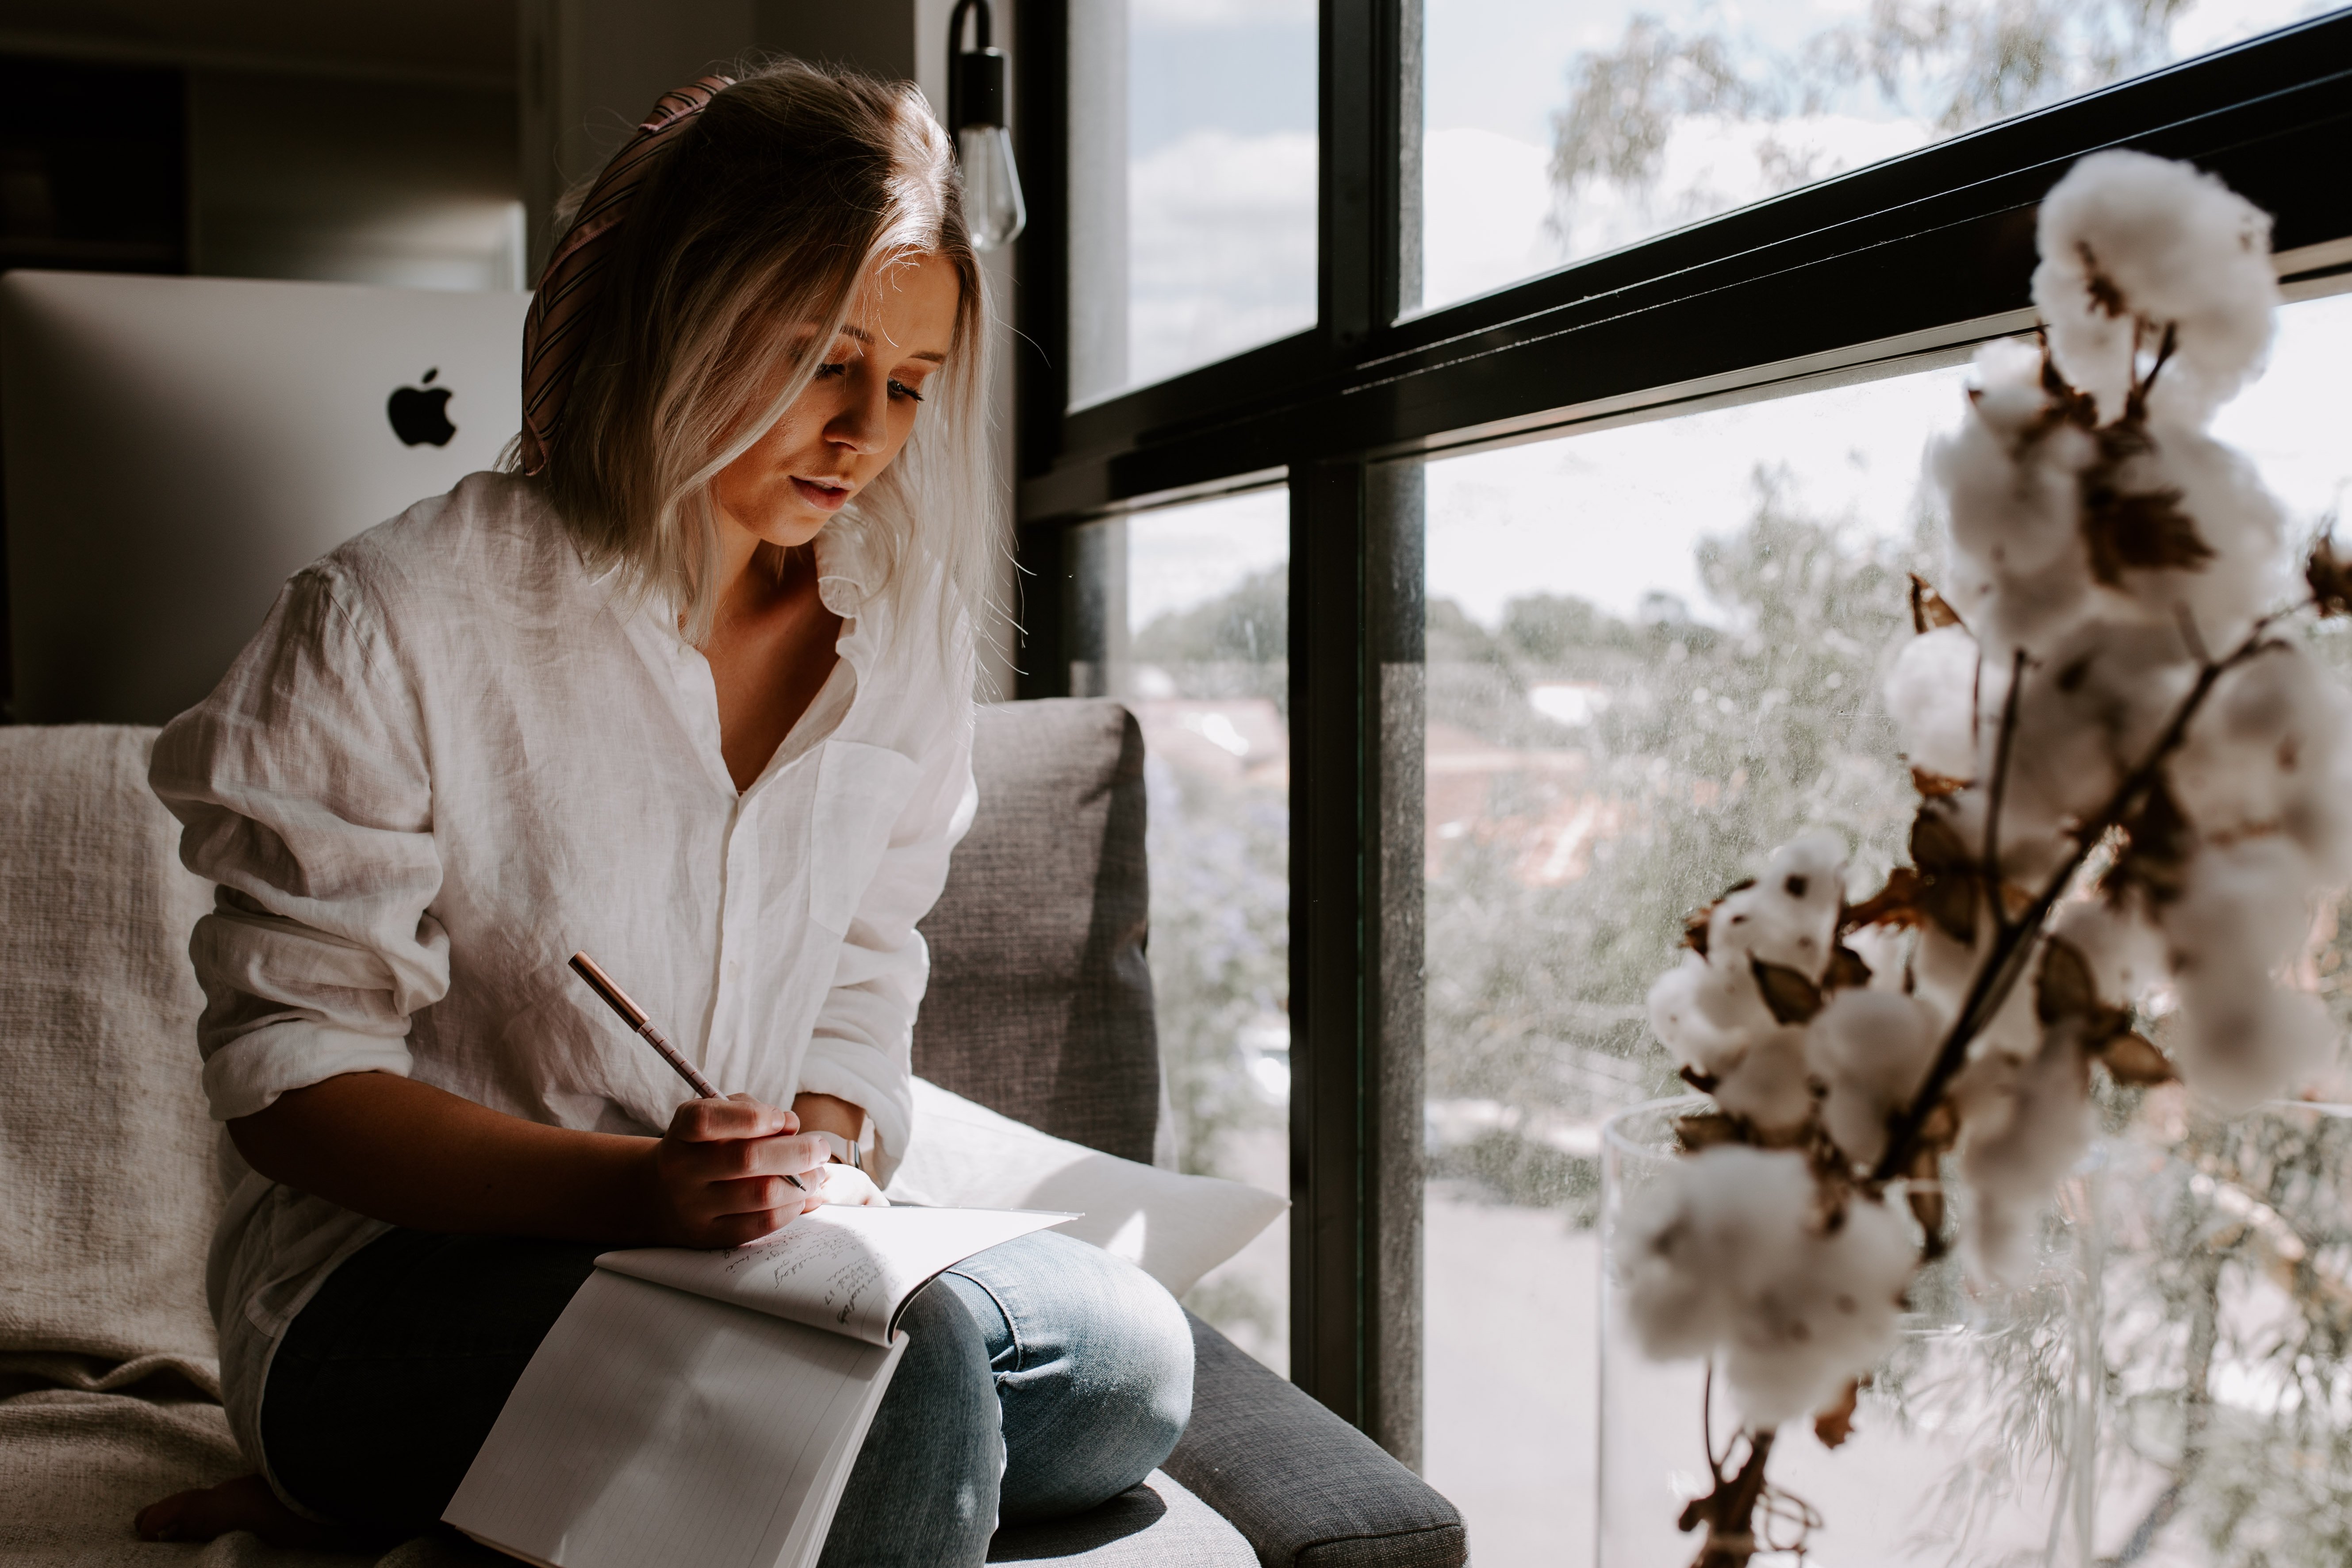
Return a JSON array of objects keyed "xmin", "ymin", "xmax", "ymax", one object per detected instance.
[{"xmin": 523, "ymin": 58, "xmax": 995, "ymax": 652}]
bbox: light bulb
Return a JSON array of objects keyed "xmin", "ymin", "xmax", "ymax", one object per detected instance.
[{"xmin": 958, "ymin": 124, "xmax": 1026, "ymax": 251}]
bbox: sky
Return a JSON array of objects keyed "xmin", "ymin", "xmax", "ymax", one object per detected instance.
[{"xmin": 1090, "ymin": 0, "xmax": 2352, "ymax": 379}]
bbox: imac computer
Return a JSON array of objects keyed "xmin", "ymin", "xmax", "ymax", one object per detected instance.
[{"xmin": 0, "ymin": 270, "xmax": 528, "ymax": 724}]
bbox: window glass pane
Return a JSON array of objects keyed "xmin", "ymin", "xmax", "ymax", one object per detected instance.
[
  {"xmin": 1410, "ymin": 0, "xmax": 2351, "ymax": 314},
  {"xmin": 1408, "ymin": 286, "xmax": 2352, "ymax": 1562},
  {"xmin": 1067, "ymin": 0, "xmax": 1317, "ymax": 408},
  {"xmin": 1076, "ymin": 488, "xmax": 1293, "ymax": 1369}
]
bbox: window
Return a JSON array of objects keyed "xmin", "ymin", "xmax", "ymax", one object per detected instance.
[
  {"xmin": 1412, "ymin": 0, "xmax": 2347, "ymax": 314},
  {"xmin": 1066, "ymin": 488, "xmax": 1293, "ymax": 1369},
  {"xmin": 1416, "ymin": 358, "xmax": 1959, "ymax": 1561},
  {"xmin": 1012, "ymin": 0, "xmax": 2352, "ymax": 1498},
  {"xmin": 1065, "ymin": 0, "xmax": 1319, "ymax": 406}
]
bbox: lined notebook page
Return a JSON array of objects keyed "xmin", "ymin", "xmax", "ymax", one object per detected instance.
[
  {"xmin": 445, "ymin": 1271, "xmax": 906, "ymax": 1568},
  {"xmin": 598, "ymin": 1205, "xmax": 1070, "ymax": 1344}
]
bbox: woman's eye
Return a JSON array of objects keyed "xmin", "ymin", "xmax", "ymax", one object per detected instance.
[
  {"xmin": 816, "ymin": 361, "xmax": 848, "ymax": 379},
  {"xmin": 887, "ymin": 379, "xmax": 924, "ymax": 403}
]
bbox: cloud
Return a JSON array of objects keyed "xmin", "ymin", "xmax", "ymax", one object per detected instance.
[
  {"xmin": 1420, "ymin": 128, "xmax": 1560, "ymax": 312},
  {"xmin": 1128, "ymin": 128, "xmax": 1318, "ymax": 390}
]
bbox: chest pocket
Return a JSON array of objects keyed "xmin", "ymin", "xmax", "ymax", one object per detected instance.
[{"xmin": 808, "ymin": 739, "xmax": 922, "ymax": 934}]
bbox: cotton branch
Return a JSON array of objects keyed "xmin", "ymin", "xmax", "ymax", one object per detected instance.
[{"xmin": 1871, "ymin": 613, "xmax": 2296, "ymax": 1185}]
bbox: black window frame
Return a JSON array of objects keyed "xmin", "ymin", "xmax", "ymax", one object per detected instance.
[{"xmin": 1007, "ymin": 0, "xmax": 2352, "ymax": 1461}]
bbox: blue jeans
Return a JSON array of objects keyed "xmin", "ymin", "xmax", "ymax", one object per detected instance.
[
  {"xmin": 259, "ymin": 1227, "xmax": 1192, "ymax": 1566},
  {"xmin": 823, "ymin": 1231, "xmax": 1195, "ymax": 1564}
]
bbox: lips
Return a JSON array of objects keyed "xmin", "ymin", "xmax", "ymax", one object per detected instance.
[{"xmin": 792, "ymin": 476, "xmax": 852, "ymax": 512}]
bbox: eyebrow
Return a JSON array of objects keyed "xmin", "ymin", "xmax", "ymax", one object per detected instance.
[{"xmin": 835, "ymin": 323, "xmax": 948, "ymax": 364}]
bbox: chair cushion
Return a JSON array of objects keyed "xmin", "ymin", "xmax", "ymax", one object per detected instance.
[
  {"xmin": 0, "ymin": 726, "xmax": 221, "ymax": 1384},
  {"xmin": 914, "ymin": 700, "xmax": 1158, "ymax": 1163},
  {"xmin": 986, "ymin": 1470, "xmax": 1255, "ymax": 1564},
  {"xmin": 1165, "ymin": 1316, "xmax": 1467, "ymax": 1568}
]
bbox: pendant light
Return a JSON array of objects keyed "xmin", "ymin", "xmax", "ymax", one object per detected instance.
[{"xmin": 947, "ymin": 0, "xmax": 1026, "ymax": 250}]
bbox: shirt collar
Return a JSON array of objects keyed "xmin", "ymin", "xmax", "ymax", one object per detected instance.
[{"xmin": 813, "ymin": 520, "xmax": 874, "ymax": 619}]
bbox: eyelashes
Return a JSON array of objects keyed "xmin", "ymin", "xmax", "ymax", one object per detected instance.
[{"xmin": 815, "ymin": 362, "xmax": 923, "ymax": 402}]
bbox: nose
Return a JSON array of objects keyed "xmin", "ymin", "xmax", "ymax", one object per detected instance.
[{"xmin": 825, "ymin": 372, "xmax": 889, "ymax": 456}]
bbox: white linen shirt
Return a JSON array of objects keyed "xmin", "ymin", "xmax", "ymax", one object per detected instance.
[{"xmin": 148, "ymin": 472, "xmax": 976, "ymax": 1472}]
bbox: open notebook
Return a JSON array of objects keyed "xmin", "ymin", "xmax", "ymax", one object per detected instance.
[{"xmin": 443, "ymin": 1205, "xmax": 1070, "ymax": 1568}]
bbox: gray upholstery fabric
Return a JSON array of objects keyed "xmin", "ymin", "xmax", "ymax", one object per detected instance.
[
  {"xmin": 914, "ymin": 699, "xmax": 1158, "ymax": 1164},
  {"xmin": 986, "ymin": 1469, "xmax": 1254, "ymax": 1564},
  {"xmin": 1163, "ymin": 1316, "xmax": 1466, "ymax": 1568}
]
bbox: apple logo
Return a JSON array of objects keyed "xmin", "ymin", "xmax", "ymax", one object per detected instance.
[{"xmin": 387, "ymin": 368, "xmax": 457, "ymax": 447}]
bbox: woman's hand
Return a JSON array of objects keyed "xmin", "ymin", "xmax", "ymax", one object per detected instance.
[
  {"xmin": 810, "ymin": 1162, "xmax": 889, "ymax": 1207},
  {"xmin": 646, "ymin": 1093, "xmax": 830, "ymax": 1246}
]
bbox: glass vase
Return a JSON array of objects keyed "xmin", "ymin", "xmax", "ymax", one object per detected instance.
[{"xmin": 1597, "ymin": 1096, "xmax": 2105, "ymax": 1568}]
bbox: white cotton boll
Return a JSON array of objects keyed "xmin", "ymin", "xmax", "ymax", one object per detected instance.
[
  {"xmin": 1961, "ymin": 951, "xmax": 2046, "ymax": 1068},
  {"xmin": 2172, "ymin": 646, "xmax": 2352, "ymax": 879},
  {"xmin": 1713, "ymin": 1025, "xmax": 1817, "ymax": 1137},
  {"xmin": 2171, "ymin": 976, "xmax": 2329, "ymax": 1112},
  {"xmin": 1911, "ymin": 924, "xmax": 1978, "ymax": 1031},
  {"xmin": 1620, "ymin": 1147, "xmax": 1810, "ymax": 1362},
  {"xmin": 1809, "ymin": 989, "xmax": 1942, "ymax": 1168},
  {"xmin": 1933, "ymin": 781, "xmax": 2072, "ymax": 896},
  {"xmin": 1843, "ymin": 922, "xmax": 1910, "ymax": 995},
  {"xmin": 1957, "ymin": 1018, "xmax": 2094, "ymax": 1284},
  {"xmin": 2158, "ymin": 839, "xmax": 2331, "ymax": 1107},
  {"xmin": 2051, "ymin": 896, "xmax": 2168, "ymax": 1008},
  {"xmin": 1884, "ymin": 624, "xmax": 1982, "ymax": 781},
  {"xmin": 1967, "ymin": 337, "xmax": 2048, "ymax": 423},
  {"xmin": 1708, "ymin": 831, "xmax": 1849, "ymax": 980},
  {"xmin": 1619, "ymin": 1146, "xmax": 1913, "ymax": 1424},
  {"xmin": 2005, "ymin": 618, "xmax": 2196, "ymax": 830},
  {"xmin": 2033, "ymin": 150, "xmax": 2278, "ymax": 429},
  {"xmin": 2160, "ymin": 836, "xmax": 2319, "ymax": 980},
  {"xmin": 1721, "ymin": 1193, "xmax": 1914, "ymax": 1426},
  {"xmin": 1933, "ymin": 383, "xmax": 2099, "ymax": 659},
  {"xmin": 1648, "ymin": 952, "xmax": 1773, "ymax": 1081},
  {"xmin": 2107, "ymin": 424, "xmax": 2292, "ymax": 646}
]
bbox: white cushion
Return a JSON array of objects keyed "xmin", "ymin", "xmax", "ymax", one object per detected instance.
[{"xmin": 887, "ymin": 1079, "xmax": 1286, "ymax": 1297}]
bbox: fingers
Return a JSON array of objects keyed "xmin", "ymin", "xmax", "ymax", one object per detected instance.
[
  {"xmin": 667, "ymin": 1094, "xmax": 797, "ymax": 1142},
  {"xmin": 667, "ymin": 1131, "xmax": 829, "ymax": 1185},
  {"xmin": 813, "ymin": 1164, "xmax": 888, "ymax": 1207},
  {"xmin": 652, "ymin": 1097, "xmax": 833, "ymax": 1246}
]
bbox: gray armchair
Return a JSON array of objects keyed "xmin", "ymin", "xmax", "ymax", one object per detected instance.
[{"xmin": 918, "ymin": 701, "xmax": 1466, "ymax": 1567}]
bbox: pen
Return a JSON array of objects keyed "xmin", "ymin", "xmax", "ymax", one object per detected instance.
[{"xmin": 568, "ymin": 950, "xmax": 808, "ymax": 1192}]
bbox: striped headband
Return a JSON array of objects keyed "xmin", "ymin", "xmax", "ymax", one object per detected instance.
[{"xmin": 518, "ymin": 75, "xmax": 735, "ymax": 476}]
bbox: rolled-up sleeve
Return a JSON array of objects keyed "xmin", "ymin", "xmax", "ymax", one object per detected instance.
[
  {"xmin": 150, "ymin": 562, "xmax": 449, "ymax": 1122},
  {"xmin": 797, "ymin": 690, "xmax": 977, "ymax": 1173}
]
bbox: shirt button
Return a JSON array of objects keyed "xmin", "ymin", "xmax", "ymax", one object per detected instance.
[{"xmin": 724, "ymin": 959, "xmax": 741, "ymax": 980}]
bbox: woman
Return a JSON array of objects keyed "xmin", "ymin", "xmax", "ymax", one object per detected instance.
[{"xmin": 134, "ymin": 61, "xmax": 1192, "ymax": 1565}]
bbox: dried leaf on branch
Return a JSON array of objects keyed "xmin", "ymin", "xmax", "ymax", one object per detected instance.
[
  {"xmin": 1823, "ymin": 944, "xmax": 1874, "ymax": 991},
  {"xmin": 1910, "ymin": 765, "xmax": 1969, "ymax": 798},
  {"xmin": 2105, "ymin": 775, "xmax": 2195, "ymax": 905},
  {"xmin": 1909, "ymin": 573, "xmax": 1963, "ymax": 633},
  {"xmin": 1750, "ymin": 956, "xmax": 1825, "ymax": 1025},
  {"xmin": 2307, "ymin": 539, "xmax": 2352, "ymax": 618},
  {"xmin": 2080, "ymin": 470, "xmax": 2213, "ymax": 585},
  {"xmin": 2099, "ymin": 1030, "xmax": 2177, "ymax": 1086},
  {"xmin": 1813, "ymin": 1379, "xmax": 1862, "ymax": 1449}
]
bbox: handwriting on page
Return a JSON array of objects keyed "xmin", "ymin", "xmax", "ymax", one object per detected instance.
[
  {"xmin": 726, "ymin": 1237, "xmax": 885, "ymax": 1326},
  {"xmin": 709, "ymin": 1215, "xmax": 902, "ymax": 1338}
]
